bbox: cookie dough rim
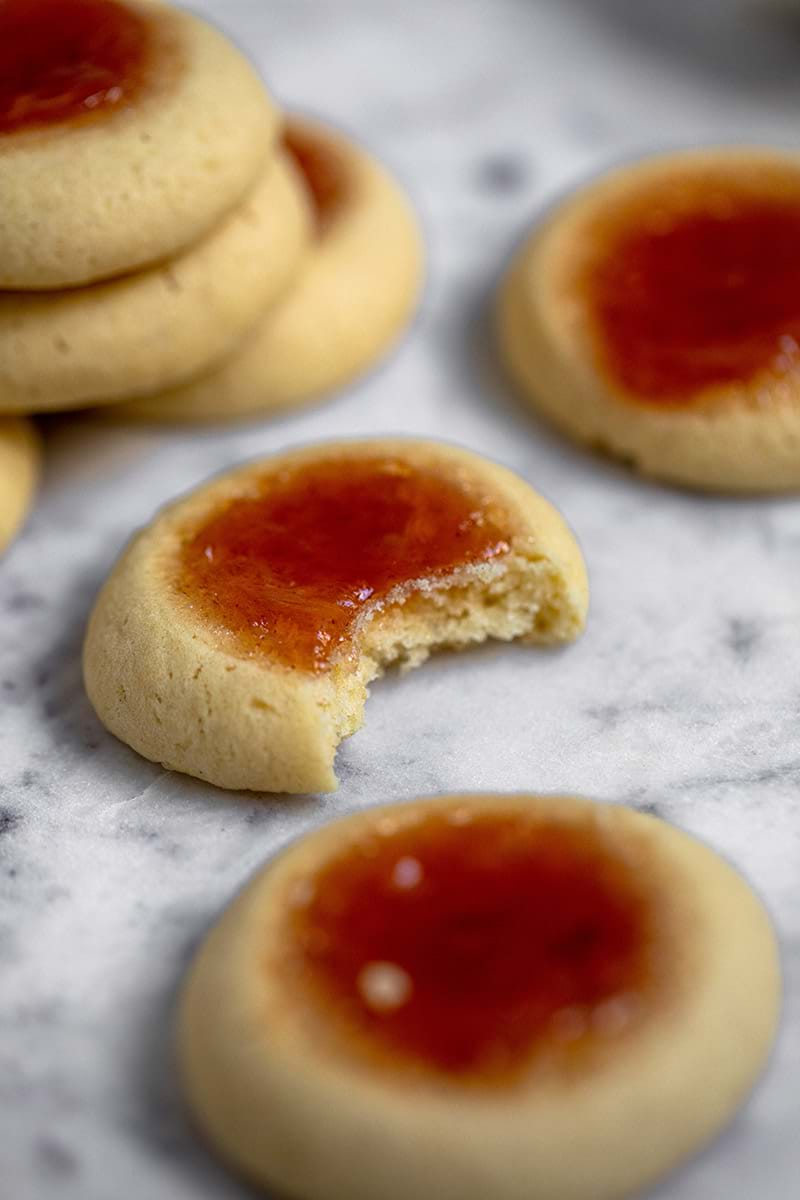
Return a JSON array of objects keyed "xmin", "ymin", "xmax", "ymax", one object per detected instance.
[
  {"xmin": 0, "ymin": 150, "xmax": 312, "ymax": 414},
  {"xmin": 0, "ymin": 417, "xmax": 40, "ymax": 553},
  {"xmin": 110, "ymin": 113, "xmax": 426, "ymax": 423}
]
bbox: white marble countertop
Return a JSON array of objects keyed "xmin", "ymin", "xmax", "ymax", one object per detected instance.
[{"xmin": 2, "ymin": 1, "xmax": 799, "ymax": 1196}]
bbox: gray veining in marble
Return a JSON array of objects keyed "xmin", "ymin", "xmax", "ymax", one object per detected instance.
[{"xmin": 2, "ymin": 1, "xmax": 799, "ymax": 1197}]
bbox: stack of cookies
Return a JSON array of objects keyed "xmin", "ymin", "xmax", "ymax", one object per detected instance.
[
  {"xmin": 111, "ymin": 113, "xmax": 425, "ymax": 424},
  {"xmin": 0, "ymin": 0, "xmax": 424, "ymax": 550}
]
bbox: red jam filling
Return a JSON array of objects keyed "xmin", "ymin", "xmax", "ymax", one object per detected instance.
[
  {"xmin": 0, "ymin": 0, "xmax": 150, "ymax": 135},
  {"xmin": 177, "ymin": 455, "xmax": 511, "ymax": 672},
  {"xmin": 582, "ymin": 169, "xmax": 800, "ymax": 405},
  {"xmin": 284, "ymin": 126, "xmax": 348, "ymax": 226},
  {"xmin": 286, "ymin": 806, "xmax": 668, "ymax": 1082}
]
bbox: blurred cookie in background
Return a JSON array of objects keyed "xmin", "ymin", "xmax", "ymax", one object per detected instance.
[
  {"xmin": 498, "ymin": 146, "xmax": 800, "ymax": 491},
  {"xmin": 108, "ymin": 117, "xmax": 424, "ymax": 424},
  {"xmin": 0, "ymin": 151, "xmax": 311, "ymax": 415}
]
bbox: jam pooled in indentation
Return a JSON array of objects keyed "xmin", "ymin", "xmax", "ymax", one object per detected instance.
[
  {"xmin": 581, "ymin": 168, "xmax": 800, "ymax": 404},
  {"xmin": 0, "ymin": 0, "xmax": 150, "ymax": 135},
  {"xmin": 177, "ymin": 455, "xmax": 511, "ymax": 672},
  {"xmin": 286, "ymin": 806, "xmax": 671, "ymax": 1082},
  {"xmin": 284, "ymin": 127, "xmax": 349, "ymax": 227}
]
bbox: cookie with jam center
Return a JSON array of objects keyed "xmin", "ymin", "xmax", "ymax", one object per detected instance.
[
  {"xmin": 83, "ymin": 439, "xmax": 587, "ymax": 793},
  {"xmin": 499, "ymin": 146, "xmax": 800, "ymax": 491},
  {"xmin": 179, "ymin": 792, "xmax": 780, "ymax": 1200},
  {"xmin": 0, "ymin": 0, "xmax": 279, "ymax": 289}
]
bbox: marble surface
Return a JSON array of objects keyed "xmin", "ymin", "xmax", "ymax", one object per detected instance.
[{"xmin": 2, "ymin": 1, "xmax": 800, "ymax": 1196}]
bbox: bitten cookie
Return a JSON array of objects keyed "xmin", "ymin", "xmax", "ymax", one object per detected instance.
[
  {"xmin": 0, "ymin": 153, "xmax": 311, "ymax": 415},
  {"xmin": 0, "ymin": 0, "xmax": 279, "ymax": 289},
  {"xmin": 110, "ymin": 116, "xmax": 424, "ymax": 423},
  {"xmin": 498, "ymin": 146, "xmax": 800, "ymax": 491},
  {"xmin": 0, "ymin": 418, "xmax": 40, "ymax": 553},
  {"xmin": 179, "ymin": 793, "xmax": 780, "ymax": 1200},
  {"xmin": 83, "ymin": 439, "xmax": 587, "ymax": 792}
]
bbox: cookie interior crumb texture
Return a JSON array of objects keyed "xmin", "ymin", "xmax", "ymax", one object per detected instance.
[{"xmin": 83, "ymin": 440, "xmax": 588, "ymax": 793}]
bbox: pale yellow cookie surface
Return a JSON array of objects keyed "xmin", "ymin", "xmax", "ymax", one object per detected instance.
[
  {"xmin": 110, "ymin": 116, "xmax": 424, "ymax": 423},
  {"xmin": 0, "ymin": 418, "xmax": 40, "ymax": 554},
  {"xmin": 0, "ymin": 153, "xmax": 310, "ymax": 415},
  {"xmin": 179, "ymin": 792, "xmax": 780, "ymax": 1200},
  {"xmin": 498, "ymin": 147, "xmax": 800, "ymax": 492},
  {"xmin": 0, "ymin": 0, "xmax": 278, "ymax": 289},
  {"xmin": 83, "ymin": 439, "xmax": 587, "ymax": 793}
]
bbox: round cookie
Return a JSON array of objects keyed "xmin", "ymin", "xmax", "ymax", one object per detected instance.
[
  {"xmin": 109, "ymin": 116, "xmax": 424, "ymax": 423},
  {"xmin": 83, "ymin": 439, "xmax": 587, "ymax": 792},
  {"xmin": 0, "ymin": 0, "xmax": 279, "ymax": 290},
  {"xmin": 498, "ymin": 146, "xmax": 800, "ymax": 491},
  {"xmin": 0, "ymin": 418, "xmax": 40, "ymax": 553},
  {"xmin": 0, "ymin": 152, "xmax": 311, "ymax": 415},
  {"xmin": 179, "ymin": 792, "xmax": 780, "ymax": 1200}
]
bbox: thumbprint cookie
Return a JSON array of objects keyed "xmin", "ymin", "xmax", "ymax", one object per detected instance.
[
  {"xmin": 179, "ymin": 793, "xmax": 780, "ymax": 1200},
  {"xmin": 499, "ymin": 147, "xmax": 800, "ymax": 491},
  {"xmin": 0, "ymin": 0, "xmax": 278, "ymax": 289},
  {"xmin": 83, "ymin": 439, "xmax": 587, "ymax": 792}
]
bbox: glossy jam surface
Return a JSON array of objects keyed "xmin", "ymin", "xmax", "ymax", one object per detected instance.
[
  {"xmin": 582, "ymin": 169, "xmax": 800, "ymax": 404},
  {"xmin": 178, "ymin": 456, "xmax": 511, "ymax": 672},
  {"xmin": 284, "ymin": 127, "xmax": 348, "ymax": 227},
  {"xmin": 0, "ymin": 0, "xmax": 150, "ymax": 135},
  {"xmin": 287, "ymin": 806, "xmax": 667, "ymax": 1082}
]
